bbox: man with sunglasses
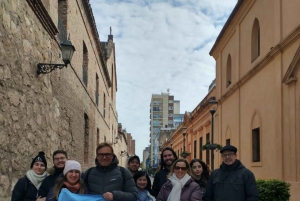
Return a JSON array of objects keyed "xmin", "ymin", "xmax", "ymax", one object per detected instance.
[
  {"xmin": 203, "ymin": 145, "xmax": 259, "ymax": 201},
  {"xmin": 84, "ymin": 142, "xmax": 137, "ymax": 201}
]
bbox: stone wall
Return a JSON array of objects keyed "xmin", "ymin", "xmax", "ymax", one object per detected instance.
[{"xmin": 0, "ymin": 0, "xmax": 119, "ymax": 199}]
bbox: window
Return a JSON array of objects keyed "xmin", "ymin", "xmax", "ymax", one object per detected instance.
[
  {"xmin": 168, "ymin": 100, "xmax": 173, "ymax": 103},
  {"xmin": 226, "ymin": 139, "xmax": 230, "ymax": 145},
  {"xmin": 96, "ymin": 74, "xmax": 99, "ymax": 106},
  {"xmin": 251, "ymin": 18, "xmax": 260, "ymax": 62},
  {"xmin": 103, "ymin": 93, "xmax": 106, "ymax": 118},
  {"xmin": 84, "ymin": 113, "xmax": 89, "ymax": 164},
  {"xmin": 57, "ymin": 0, "xmax": 67, "ymax": 42},
  {"xmin": 168, "ymin": 120, "xmax": 173, "ymax": 124},
  {"xmin": 83, "ymin": 41, "xmax": 88, "ymax": 86},
  {"xmin": 97, "ymin": 128, "xmax": 100, "ymax": 145},
  {"xmin": 168, "ymin": 113, "xmax": 173, "ymax": 117},
  {"xmin": 226, "ymin": 54, "xmax": 232, "ymax": 87},
  {"xmin": 199, "ymin": 137, "xmax": 203, "ymax": 160},
  {"xmin": 252, "ymin": 128, "xmax": 260, "ymax": 162},
  {"xmin": 111, "ymin": 66, "xmax": 114, "ymax": 100},
  {"xmin": 168, "ymin": 106, "xmax": 173, "ymax": 110},
  {"xmin": 194, "ymin": 140, "xmax": 197, "ymax": 158},
  {"xmin": 206, "ymin": 133, "xmax": 210, "ymax": 165}
]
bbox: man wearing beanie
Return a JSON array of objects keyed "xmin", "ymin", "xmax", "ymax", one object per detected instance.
[
  {"xmin": 39, "ymin": 150, "xmax": 68, "ymax": 197},
  {"xmin": 127, "ymin": 155, "xmax": 140, "ymax": 175},
  {"xmin": 203, "ymin": 145, "xmax": 259, "ymax": 201}
]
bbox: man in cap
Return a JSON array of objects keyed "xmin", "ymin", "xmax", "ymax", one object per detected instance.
[
  {"xmin": 127, "ymin": 155, "xmax": 140, "ymax": 176},
  {"xmin": 203, "ymin": 145, "xmax": 259, "ymax": 201}
]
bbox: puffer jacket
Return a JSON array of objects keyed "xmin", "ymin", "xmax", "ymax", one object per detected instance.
[
  {"xmin": 11, "ymin": 176, "xmax": 39, "ymax": 201},
  {"xmin": 85, "ymin": 156, "xmax": 137, "ymax": 201},
  {"xmin": 203, "ymin": 160, "xmax": 259, "ymax": 201},
  {"xmin": 156, "ymin": 177, "xmax": 202, "ymax": 201}
]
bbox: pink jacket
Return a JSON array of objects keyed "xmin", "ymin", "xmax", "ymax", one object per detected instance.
[{"xmin": 156, "ymin": 178, "xmax": 202, "ymax": 201}]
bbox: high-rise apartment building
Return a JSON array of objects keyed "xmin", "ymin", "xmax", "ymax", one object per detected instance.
[{"xmin": 149, "ymin": 92, "xmax": 180, "ymax": 167}]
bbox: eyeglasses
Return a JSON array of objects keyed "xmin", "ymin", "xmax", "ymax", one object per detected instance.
[
  {"xmin": 97, "ymin": 153, "xmax": 114, "ymax": 158},
  {"xmin": 53, "ymin": 157, "xmax": 67, "ymax": 161},
  {"xmin": 174, "ymin": 166, "xmax": 187, "ymax": 171},
  {"xmin": 221, "ymin": 153, "xmax": 236, "ymax": 158}
]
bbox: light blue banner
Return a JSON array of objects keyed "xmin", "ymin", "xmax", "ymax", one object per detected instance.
[{"xmin": 58, "ymin": 188, "xmax": 105, "ymax": 201}]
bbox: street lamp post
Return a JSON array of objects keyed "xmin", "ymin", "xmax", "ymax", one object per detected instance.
[
  {"xmin": 181, "ymin": 126, "xmax": 187, "ymax": 152},
  {"xmin": 210, "ymin": 108, "xmax": 216, "ymax": 170},
  {"xmin": 209, "ymin": 98, "xmax": 218, "ymax": 171}
]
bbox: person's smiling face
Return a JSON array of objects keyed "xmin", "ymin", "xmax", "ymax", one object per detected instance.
[
  {"xmin": 136, "ymin": 175, "xmax": 148, "ymax": 190},
  {"xmin": 163, "ymin": 150, "xmax": 175, "ymax": 167},
  {"xmin": 174, "ymin": 161, "xmax": 188, "ymax": 179}
]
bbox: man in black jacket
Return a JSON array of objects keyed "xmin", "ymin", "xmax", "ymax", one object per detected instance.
[
  {"xmin": 38, "ymin": 150, "xmax": 68, "ymax": 197},
  {"xmin": 203, "ymin": 145, "xmax": 259, "ymax": 201},
  {"xmin": 152, "ymin": 147, "xmax": 178, "ymax": 197}
]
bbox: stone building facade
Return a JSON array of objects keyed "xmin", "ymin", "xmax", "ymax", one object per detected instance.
[
  {"xmin": 0, "ymin": 0, "xmax": 118, "ymax": 200},
  {"xmin": 165, "ymin": 0, "xmax": 300, "ymax": 199}
]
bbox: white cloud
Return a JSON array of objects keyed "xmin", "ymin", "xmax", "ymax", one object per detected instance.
[{"xmin": 90, "ymin": 0, "xmax": 237, "ymax": 160}]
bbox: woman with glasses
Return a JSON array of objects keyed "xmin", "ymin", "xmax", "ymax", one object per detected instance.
[
  {"xmin": 189, "ymin": 159, "xmax": 210, "ymax": 197},
  {"xmin": 156, "ymin": 159, "xmax": 201, "ymax": 201},
  {"xmin": 11, "ymin": 151, "xmax": 48, "ymax": 201},
  {"xmin": 133, "ymin": 171, "xmax": 156, "ymax": 201},
  {"xmin": 46, "ymin": 160, "xmax": 87, "ymax": 201}
]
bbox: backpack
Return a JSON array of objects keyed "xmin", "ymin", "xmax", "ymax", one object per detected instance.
[{"xmin": 85, "ymin": 166, "xmax": 126, "ymax": 190}]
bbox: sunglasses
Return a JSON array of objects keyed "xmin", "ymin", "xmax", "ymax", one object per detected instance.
[{"xmin": 174, "ymin": 166, "xmax": 187, "ymax": 171}]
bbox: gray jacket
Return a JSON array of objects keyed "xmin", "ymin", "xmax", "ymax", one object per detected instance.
[{"xmin": 85, "ymin": 156, "xmax": 137, "ymax": 201}]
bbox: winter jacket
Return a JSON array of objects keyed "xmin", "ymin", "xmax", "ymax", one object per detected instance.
[
  {"xmin": 137, "ymin": 190, "xmax": 156, "ymax": 201},
  {"xmin": 152, "ymin": 168, "xmax": 170, "ymax": 197},
  {"xmin": 11, "ymin": 176, "xmax": 39, "ymax": 201},
  {"xmin": 156, "ymin": 177, "xmax": 202, "ymax": 201},
  {"xmin": 84, "ymin": 156, "xmax": 137, "ymax": 201},
  {"xmin": 203, "ymin": 160, "xmax": 259, "ymax": 201},
  {"xmin": 39, "ymin": 167, "xmax": 64, "ymax": 197}
]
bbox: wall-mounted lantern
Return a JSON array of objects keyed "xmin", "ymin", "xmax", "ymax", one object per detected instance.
[{"xmin": 37, "ymin": 40, "xmax": 75, "ymax": 75}]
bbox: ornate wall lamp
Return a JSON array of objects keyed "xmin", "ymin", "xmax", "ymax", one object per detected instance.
[
  {"xmin": 120, "ymin": 150, "xmax": 128, "ymax": 157},
  {"xmin": 37, "ymin": 40, "xmax": 75, "ymax": 75}
]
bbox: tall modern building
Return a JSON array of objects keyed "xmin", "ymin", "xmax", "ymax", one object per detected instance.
[{"xmin": 149, "ymin": 91, "xmax": 180, "ymax": 167}]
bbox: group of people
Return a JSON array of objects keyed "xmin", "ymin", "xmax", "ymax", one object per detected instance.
[{"xmin": 11, "ymin": 143, "xmax": 259, "ymax": 201}]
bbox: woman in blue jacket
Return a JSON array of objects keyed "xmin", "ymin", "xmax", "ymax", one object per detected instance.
[
  {"xmin": 46, "ymin": 160, "xmax": 87, "ymax": 201},
  {"xmin": 11, "ymin": 151, "xmax": 48, "ymax": 201}
]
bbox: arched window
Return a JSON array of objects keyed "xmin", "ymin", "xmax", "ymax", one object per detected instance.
[
  {"xmin": 251, "ymin": 111, "xmax": 261, "ymax": 162},
  {"xmin": 84, "ymin": 113, "xmax": 89, "ymax": 164},
  {"xmin": 83, "ymin": 41, "xmax": 88, "ymax": 86},
  {"xmin": 251, "ymin": 18, "xmax": 260, "ymax": 62},
  {"xmin": 57, "ymin": 0, "xmax": 68, "ymax": 41},
  {"xmin": 226, "ymin": 54, "xmax": 232, "ymax": 87}
]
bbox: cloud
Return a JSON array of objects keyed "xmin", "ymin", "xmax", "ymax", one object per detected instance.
[{"xmin": 90, "ymin": 0, "xmax": 237, "ymax": 160}]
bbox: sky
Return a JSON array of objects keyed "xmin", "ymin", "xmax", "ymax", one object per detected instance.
[{"xmin": 89, "ymin": 0, "xmax": 237, "ymax": 160}]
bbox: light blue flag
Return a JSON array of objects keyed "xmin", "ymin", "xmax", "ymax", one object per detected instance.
[{"xmin": 58, "ymin": 188, "xmax": 105, "ymax": 201}]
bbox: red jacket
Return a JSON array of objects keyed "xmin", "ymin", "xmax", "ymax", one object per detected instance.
[{"xmin": 156, "ymin": 178, "xmax": 202, "ymax": 201}]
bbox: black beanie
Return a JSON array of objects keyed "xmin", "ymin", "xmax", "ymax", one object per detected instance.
[{"xmin": 30, "ymin": 151, "xmax": 47, "ymax": 169}]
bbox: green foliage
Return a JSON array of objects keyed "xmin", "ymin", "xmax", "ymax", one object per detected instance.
[
  {"xmin": 180, "ymin": 151, "xmax": 191, "ymax": 158},
  {"xmin": 256, "ymin": 179, "xmax": 290, "ymax": 201},
  {"xmin": 202, "ymin": 141, "xmax": 223, "ymax": 151}
]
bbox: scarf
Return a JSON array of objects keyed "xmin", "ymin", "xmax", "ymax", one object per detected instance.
[
  {"xmin": 167, "ymin": 173, "xmax": 191, "ymax": 201},
  {"xmin": 137, "ymin": 188, "xmax": 149, "ymax": 201},
  {"xmin": 64, "ymin": 181, "xmax": 80, "ymax": 193},
  {"xmin": 26, "ymin": 170, "xmax": 47, "ymax": 189}
]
